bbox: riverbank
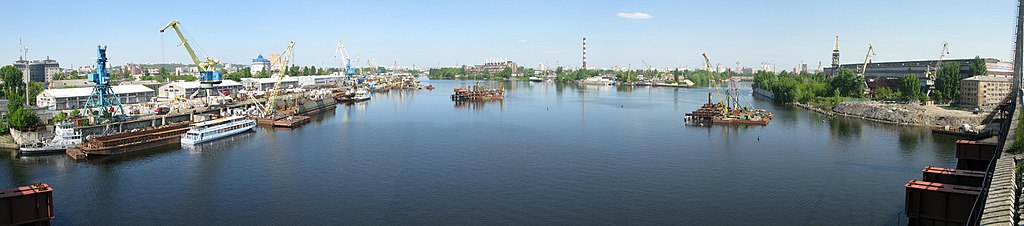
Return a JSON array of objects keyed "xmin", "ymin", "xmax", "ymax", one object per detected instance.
[{"xmin": 791, "ymin": 101, "xmax": 984, "ymax": 127}]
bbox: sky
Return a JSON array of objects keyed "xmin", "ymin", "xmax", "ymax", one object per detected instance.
[{"xmin": 0, "ymin": 0, "xmax": 1018, "ymax": 70}]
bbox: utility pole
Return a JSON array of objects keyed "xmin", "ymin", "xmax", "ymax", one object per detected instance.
[{"xmin": 19, "ymin": 39, "xmax": 29, "ymax": 108}]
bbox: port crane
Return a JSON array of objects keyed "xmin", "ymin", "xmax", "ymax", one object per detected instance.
[
  {"xmin": 926, "ymin": 41, "xmax": 950, "ymax": 80},
  {"xmin": 858, "ymin": 44, "xmax": 875, "ymax": 95},
  {"xmin": 160, "ymin": 20, "xmax": 222, "ymax": 88},
  {"xmin": 82, "ymin": 46, "xmax": 127, "ymax": 123},
  {"xmin": 335, "ymin": 41, "xmax": 356, "ymax": 76},
  {"xmin": 258, "ymin": 41, "xmax": 296, "ymax": 117}
]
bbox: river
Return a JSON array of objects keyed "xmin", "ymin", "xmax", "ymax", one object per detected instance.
[{"xmin": 0, "ymin": 80, "xmax": 958, "ymax": 225}]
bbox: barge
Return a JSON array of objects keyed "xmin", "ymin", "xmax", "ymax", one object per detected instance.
[
  {"xmin": 451, "ymin": 85, "xmax": 503, "ymax": 101},
  {"xmin": 67, "ymin": 123, "xmax": 190, "ymax": 159}
]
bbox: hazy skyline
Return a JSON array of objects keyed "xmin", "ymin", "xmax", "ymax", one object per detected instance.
[{"xmin": 1, "ymin": 0, "xmax": 1017, "ymax": 70}]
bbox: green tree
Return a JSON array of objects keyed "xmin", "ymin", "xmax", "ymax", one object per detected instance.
[
  {"xmin": 970, "ymin": 56, "xmax": 987, "ymax": 76},
  {"xmin": 934, "ymin": 62, "xmax": 962, "ymax": 103},
  {"xmin": 0, "ymin": 65, "xmax": 25, "ymax": 97},
  {"xmin": 28, "ymin": 82, "xmax": 44, "ymax": 106},
  {"xmin": 52, "ymin": 111, "xmax": 68, "ymax": 122},
  {"xmin": 829, "ymin": 68, "xmax": 864, "ymax": 98},
  {"xmin": 69, "ymin": 109, "xmax": 81, "ymax": 118},
  {"xmin": 899, "ymin": 74, "xmax": 922, "ymax": 101},
  {"xmin": 7, "ymin": 108, "xmax": 39, "ymax": 130}
]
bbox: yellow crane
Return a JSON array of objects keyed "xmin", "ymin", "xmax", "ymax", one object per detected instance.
[
  {"xmin": 260, "ymin": 40, "xmax": 296, "ymax": 117},
  {"xmin": 859, "ymin": 44, "xmax": 875, "ymax": 95},
  {"xmin": 926, "ymin": 41, "xmax": 950, "ymax": 80},
  {"xmin": 160, "ymin": 20, "xmax": 222, "ymax": 88},
  {"xmin": 702, "ymin": 53, "xmax": 725, "ymax": 108}
]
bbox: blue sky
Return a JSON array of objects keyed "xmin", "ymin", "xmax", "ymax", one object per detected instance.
[{"xmin": 1, "ymin": 0, "xmax": 1017, "ymax": 70}]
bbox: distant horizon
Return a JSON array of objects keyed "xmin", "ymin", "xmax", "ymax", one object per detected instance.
[{"xmin": 2, "ymin": 0, "xmax": 1017, "ymax": 71}]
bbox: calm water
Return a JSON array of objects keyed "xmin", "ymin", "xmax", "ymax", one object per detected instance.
[{"xmin": 0, "ymin": 80, "xmax": 957, "ymax": 225}]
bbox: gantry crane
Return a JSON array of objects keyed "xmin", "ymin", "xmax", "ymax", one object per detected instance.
[
  {"xmin": 82, "ymin": 46, "xmax": 127, "ymax": 123},
  {"xmin": 335, "ymin": 41, "xmax": 356, "ymax": 76},
  {"xmin": 258, "ymin": 41, "xmax": 296, "ymax": 117},
  {"xmin": 160, "ymin": 20, "xmax": 222, "ymax": 88}
]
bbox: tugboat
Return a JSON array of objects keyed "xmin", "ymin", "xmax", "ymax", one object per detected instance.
[{"xmin": 19, "ymin": 121, "xmax": 82, "ymax": 155}]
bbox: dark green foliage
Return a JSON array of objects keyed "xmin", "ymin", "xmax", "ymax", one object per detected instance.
[
  {"xmin": 899, "ymin": 74, "xmax": 922, "ymax": 101},
  {"xmin": 934, "ymin": 62, "xmax": 962, "ymax": 103},
  {"xmin": 970, "ymin": 56, "xmax": 987, "ymax": 76}
]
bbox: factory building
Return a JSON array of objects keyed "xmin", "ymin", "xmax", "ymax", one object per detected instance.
[
  {"xmin": 157, "ymin": 80, "xmax": 243, "ymax": 99},
  {"xmin": 463, "ymin": 59, "xmax": 518, "ymax": 75},
  {"xmin": 824, "ymin": 58, "xmax": 1007, "ymax": 79},
  {"xmin": 36, "ymin": 85, "xmax": 155, "ymax": 111}
]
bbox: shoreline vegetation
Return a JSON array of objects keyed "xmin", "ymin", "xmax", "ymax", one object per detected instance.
[{"xmin": 426, "ymin": 67, "xmax": 749, "ymax": 87}]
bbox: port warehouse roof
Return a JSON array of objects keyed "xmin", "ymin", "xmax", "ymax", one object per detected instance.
[
  {"xmin": 162, "ymin": 80, "xmax": 243, "ymax": 89},
  {"xmin": 41, "ymin": 85, "xmax": 154, "ymax": 98}
]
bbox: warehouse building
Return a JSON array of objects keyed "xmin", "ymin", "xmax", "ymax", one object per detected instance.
[
  {"xmin": 36, "ymin": 85, "xmax": 155, "ymax": 110},
  {"xmin": 241, "ymin": 77, "xmax": 299, "ymax": 91},
  {"xmin": 157, "ymin": 80, "xmax": 243, "ymax": 99},
  {"xmin": 295, "ymin": 75, "xmax": 345, "ymax": 87}
]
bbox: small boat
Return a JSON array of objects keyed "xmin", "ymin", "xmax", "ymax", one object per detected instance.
[
  {"xmin": 352, "ymin": 89, "xmax": 371, "ymax": 102},
  {"xmin": 528, "ymin": 77, "xmax": 544, "ymax": 82},
  {"xmin": 181, "ymin": 116, "xmax": 257, "ymax": 145},
  {"xmin": 19, "ymin": 121, "xmax": 82, "ymax": 155}
]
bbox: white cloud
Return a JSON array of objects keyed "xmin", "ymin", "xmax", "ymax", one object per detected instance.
[
  {"xmin": 617, "ymin": 12, "xmax": 652, "ymax": 20},
  {"xmin": 518, "ymin": 39, "xmax": 528, "ymax": 43}
]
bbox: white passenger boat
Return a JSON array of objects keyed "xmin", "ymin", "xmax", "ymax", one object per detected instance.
[
  {"xmin": 19, "ymin": 121, "xmax": 82, "ymax": 155},
  {"xmin": 352, "ymin": 89, "xmax": 371, "ymax": 102},
  {"xmin": 181, "ymin": 116, "xmax": 257, "ymax": 145},
  {"xmin": 528, "ymin": 77, "xmax": 544, "ymax": 82}
]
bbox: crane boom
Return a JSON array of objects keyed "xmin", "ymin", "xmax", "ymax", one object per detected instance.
[
  {"xmin": 261, "ymin": 41, "xmax": 296, "ymax": 117},
  {"xmin": 860, "ymin": 44, "xmax": 875, "ymax": 94},
  {"xmin": 702, "ymin": 53, "xmax": 724, "ymax": 107},
  {"xmin": 160, "ymin": 20, "xmax": 218, "ymax": 72},
  {"xmin": 160, "ymin": 19, "xmax": 222, "ymax": 86}
]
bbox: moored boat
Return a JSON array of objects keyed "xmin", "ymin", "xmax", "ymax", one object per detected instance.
[
  {"xmin": 19, "ymin": 121, "xmax": 82, "ymax": 155},
  {"xmin": 181, "ymin": 116, "xmax": 257, "ymax": 145}
]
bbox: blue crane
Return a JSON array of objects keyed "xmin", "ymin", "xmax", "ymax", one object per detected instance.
[{"xmin": 82, "ymin": 46, "xmax": 126, "ymax": 123}]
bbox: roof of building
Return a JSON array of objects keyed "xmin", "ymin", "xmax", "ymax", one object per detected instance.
[
  {"xmin": 963, "ymin": 76, "xmax": 1012, "ymax": 82},
  {"xmin": 42, "ymin": 85, "xmax": 154, "ymax": 98},
  {"xmin": 163, "ymin": 80, "xmax": 243, "ymax": 89},
  {"xmin": 241, "ymin": 77, "xmax": 299, "ymax": 84},
  {"xmin": 253, "ymin": 54, "xmax": 270, "ymax": 63}
]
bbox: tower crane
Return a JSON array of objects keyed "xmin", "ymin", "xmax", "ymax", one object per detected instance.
[
  {"xmin": 335, "ymin": 41, "xmax": 356, "ymax": 76},
  {"xmin": 259, "ymin": 41, "xmax": 296, "ymax": 117},
  {"xmin": 160, "ymin": 20, "xmax": 221, "ymax": 88}
]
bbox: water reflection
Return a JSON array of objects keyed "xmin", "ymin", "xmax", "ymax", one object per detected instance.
[{"xmin": 454, "ymin": 100, "xmax": 504, "ymax": 111}]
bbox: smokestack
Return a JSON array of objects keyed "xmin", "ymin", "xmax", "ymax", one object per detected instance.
[{"xmin": 582, "ymin": 37, "xmax": 587, "ymax": 70}]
